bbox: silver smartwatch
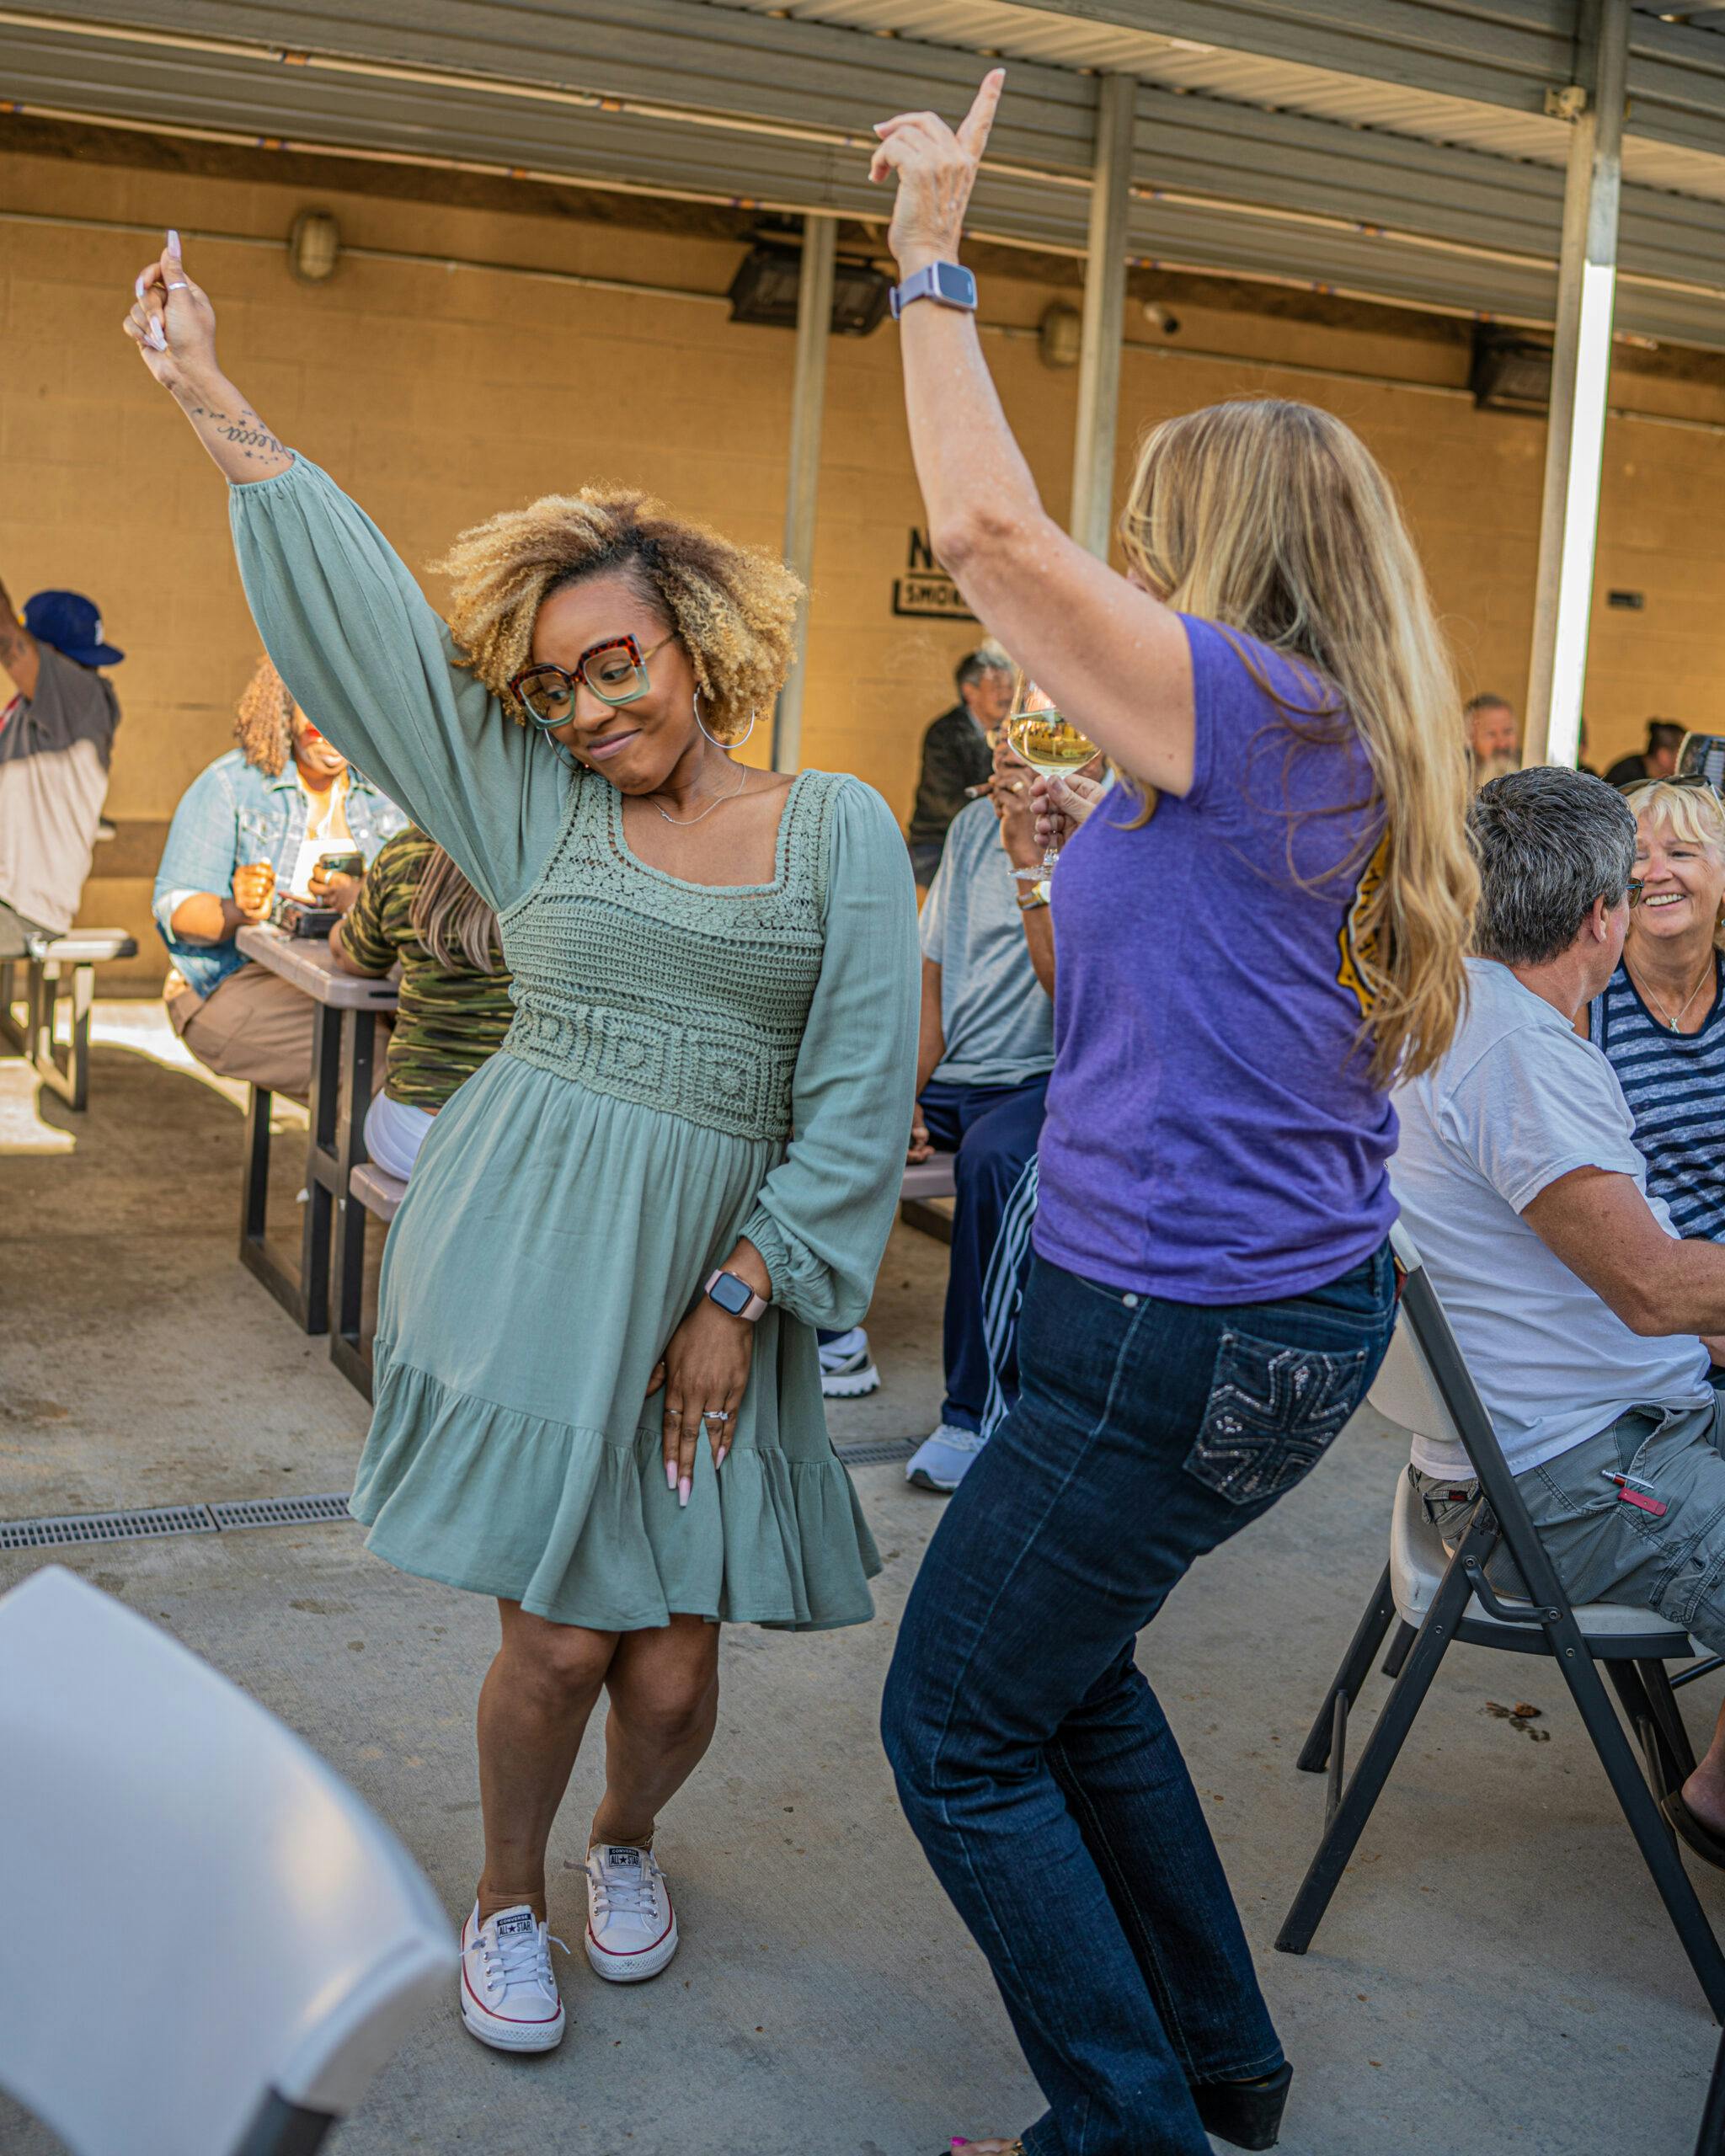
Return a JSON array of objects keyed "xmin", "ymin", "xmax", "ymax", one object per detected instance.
[{"xmin": 889, "ymin": 262, "xmax": 978, "ymax": 319}]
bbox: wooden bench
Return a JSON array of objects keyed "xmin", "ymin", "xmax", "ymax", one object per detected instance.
[
  {"xmin": 350, "ymin": 1161, "xmax": 406, "ymax": 1226},
  {"xmin": 330, "ymin": 1153, "xmax": 954, "ymax": 1399},
  {"xmin": 0, "ymin": 929, "xmax": 139, "ymax": 1110},
  {"xmin": 338, "ymin": 1164, "xmax": 416, "ymax": 1396},
  {"xmin": 900, "ymin": 1151, "xmax": 957, "ymax": 1244},
  {"xmin": 233, "ymin": 924, "xmax": 398, "ymax": 1342},
  {"xmin": 331, "ymin": 1161, "xmax": 410, "ymax": 1399}
]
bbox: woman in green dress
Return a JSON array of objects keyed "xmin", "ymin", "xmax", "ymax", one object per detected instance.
[{"xmin": 126, "ymin": 237, "xmax": 918, "ymax": 2055}]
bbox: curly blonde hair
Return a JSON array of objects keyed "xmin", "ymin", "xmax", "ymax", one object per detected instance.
[
  {"xmin": 234, "ymin": 654, "xmax": 293, "ymax": 776},
  {"xmin": 436, "ymin": 488, "xmax": 803, "ymax": 742}
]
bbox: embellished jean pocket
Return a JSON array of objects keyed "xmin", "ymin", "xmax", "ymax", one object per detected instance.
[{"xmin": 1183, "ymin": 1326, "xmax": 1374, "ymax": 1508}]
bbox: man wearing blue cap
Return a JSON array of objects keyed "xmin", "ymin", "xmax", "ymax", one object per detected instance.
[{"xmin": 0, "ymin": 580, "xmax": 123, "ymax": 958}]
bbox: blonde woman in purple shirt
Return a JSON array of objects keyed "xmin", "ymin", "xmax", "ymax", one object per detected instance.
[{"xmin": 872, "ymin": 77, "xmax": 1477, "ymax": 2156}]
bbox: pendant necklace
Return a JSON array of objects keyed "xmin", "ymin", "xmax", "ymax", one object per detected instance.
[
  {"xmin": 654, "ymin": 766, "xmax": 750, "ymax": 828},
  {"xmin": 1627, "ymin": 953, "xmax": 1715, "ymax": 1033}
]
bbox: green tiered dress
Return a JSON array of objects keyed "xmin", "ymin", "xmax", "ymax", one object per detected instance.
[{"xmin": 230, "ymin": 456, "xmax": 919, "ymax": 1631}]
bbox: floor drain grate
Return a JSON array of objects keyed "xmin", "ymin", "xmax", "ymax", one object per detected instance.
[
  {"xmin": 0, "ymin": 1493, "xmax": 356, "ymax": 1552},
  {"xmin": 833, "ymin": 1438, "xmax": 918, "ymax": 1467},
  {"xmin": 209, "ymin": 1494, "xmax": 354, "ymax": 1531},
  {"xmin": 0, "ymin": 1503, "xmax": 216, "ymax": 1551}
]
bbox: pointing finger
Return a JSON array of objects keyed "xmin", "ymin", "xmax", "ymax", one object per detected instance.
[{"xmin": 955, "ymin": 67, "xmax": 1006, "ymax": 158}]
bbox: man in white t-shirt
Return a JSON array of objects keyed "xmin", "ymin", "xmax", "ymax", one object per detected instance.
[
  {"xmin": 1392, "ymin": 766, "xmax": 1725, "ymax": 1868},
  {"xmin": 0, "ymin": 582, "xmax": 122, "ymax": 956}
]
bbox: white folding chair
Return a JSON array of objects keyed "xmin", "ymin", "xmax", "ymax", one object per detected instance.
[
  {"xmin": 0, "ymin": 1566, "xmax": 456, "ymax": 2156},
  {"xmin": 1277, "ymin": 1225, "xmax": 1725, "ymax": 2020}
]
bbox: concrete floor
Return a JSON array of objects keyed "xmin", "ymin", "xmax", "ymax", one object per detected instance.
[{"xmin": 3, "ymin": 1009, "xmax": 1724, "ymax": 2154}]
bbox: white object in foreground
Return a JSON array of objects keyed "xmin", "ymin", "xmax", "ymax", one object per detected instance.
[{"xmin": 0, "ymin": 1565, "xmax": 455, "ymax": 2156}]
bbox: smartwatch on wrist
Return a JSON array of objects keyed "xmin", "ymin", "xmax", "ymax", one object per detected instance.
[
  {"xmin": 890, "ymin": 262, "xmax": 978, "ymax": 319},
  {"xmin": 705, "ymin": 1269, "xmax": 768, "ymax": 1323}
]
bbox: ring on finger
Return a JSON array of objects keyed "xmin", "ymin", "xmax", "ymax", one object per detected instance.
[{"xmin": 702, "ymin": 1407, "xmax": 732, "ymax": 1423}]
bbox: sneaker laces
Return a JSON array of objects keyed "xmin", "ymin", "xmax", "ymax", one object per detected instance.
[
  {"xmin": 465, "ymin": 1919, "xmax": 566, "ymax": 2003},
  {"xmin": 934, "ymin": 1427, "xmax": 985, "ymax": 1454},
  {"xmin": 590, "ymin": 1850, "xmax": 660, "ymax": 1919}
]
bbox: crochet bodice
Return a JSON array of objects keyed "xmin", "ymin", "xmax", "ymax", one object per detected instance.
[{"xmin": 497, "ymin": 768, "xmax": 842, "ymax": 1142}]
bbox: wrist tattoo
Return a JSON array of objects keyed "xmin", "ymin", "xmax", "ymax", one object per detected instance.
[
  {"xmin": 217, "ymin": 419, "xmax": 283, "ymax": 456},
  {"xmin": 185, "ymin": 400, "xmax": 285, "ymax": 463}
]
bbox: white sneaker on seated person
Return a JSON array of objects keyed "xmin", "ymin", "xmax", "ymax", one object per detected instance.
[
  {"xmin": 460, "ymin": 1902, "xmax": 567, "ymax": 2052},
  {"xmin": 907, "ymin": 1423, "xmax": 987, "ymax": 1494},
  {"xmin": 585, "ymin": 1844, "xmax": 678, "ymax": 1982},
  {"xmin": 819, "ymin": 1326, "xmax": 880, "ymax": 1398}
]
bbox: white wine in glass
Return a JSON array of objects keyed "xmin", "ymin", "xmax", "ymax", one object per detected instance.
[{"xmin": 1005, "ymin": 701, "xmax": 1099, "ymax": 885}]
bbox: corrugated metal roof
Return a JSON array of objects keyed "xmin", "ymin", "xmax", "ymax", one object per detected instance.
[
  {"xmin": 718, "ymin": 0, "xmax": 1725, "ymax": 166},
  {"xmin": 6, "ymin": 1, "xmax": 1725, "ymax": 346}
]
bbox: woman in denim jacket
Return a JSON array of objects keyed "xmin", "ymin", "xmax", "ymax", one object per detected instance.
[{"xmin": 153, "ymin": 654, "xmax": 407, "ymax": 1097}]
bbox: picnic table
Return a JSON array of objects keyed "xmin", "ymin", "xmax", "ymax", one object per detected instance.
[{"xmin": 233, "ymin": 923, "xmax": 396, "ymax": 1338}]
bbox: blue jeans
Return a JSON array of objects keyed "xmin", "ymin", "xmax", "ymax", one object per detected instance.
[
  {"xmin": 920, "ymin": 1075, "xmax": 1050, "ymax": 1431},
  {"xmin": 881, "ymin": 1242, "xmax": 1397, "ymax": 2155}
]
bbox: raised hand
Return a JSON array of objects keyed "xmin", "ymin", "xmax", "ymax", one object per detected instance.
[
  {"xmin": 120, "ymin": 232, "xmax": 291, "ymax": 483},
  {"xmin": 122, "ymin": 230, "xmax": 219, "ymax": 393},
  {"xmin": 868, "ymin": 68, "xmax": 1004, "ymax": 271}
]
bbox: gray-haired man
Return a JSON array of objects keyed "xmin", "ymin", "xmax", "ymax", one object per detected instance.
[
  {"xmin": 1391, "ymin": 766, "xmax": 1725, "ymax": 1865},
  {"xmin": 905, "ymin": 643, "xmax": 1015, "ymax": 887}
]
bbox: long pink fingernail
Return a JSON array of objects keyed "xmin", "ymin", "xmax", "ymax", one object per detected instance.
[
  {"xmin": 665, "ymin": 1460, "xmax": 677, "ymax": 1491},
  {"xmin": 678, "ymin": 1476, "xmax": 691, "ymax": 1508},
  {"xmin": 716, "ymin": 1444, "xmax": 729, "ymax": 1470},
  {"xmin": 168, "ymin": 227, "xmax": 181, "ymax": 254}
]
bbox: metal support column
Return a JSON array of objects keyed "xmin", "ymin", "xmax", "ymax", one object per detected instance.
[
  {"xmin": 1528, "ymin": 0, "xmax": 1629, "ymax": 767},
  {"xmin": 1068, "ymin": 74, "xmax": 1136, "ymax": 558},
  {"xmin": 771, "ymin": 211, "xmax": 836, "ymax": 774}
]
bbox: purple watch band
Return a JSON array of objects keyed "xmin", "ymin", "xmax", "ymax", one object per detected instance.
[{"xmin": 889, "ymin": 261, "xmax": 978, "ymax": 319}]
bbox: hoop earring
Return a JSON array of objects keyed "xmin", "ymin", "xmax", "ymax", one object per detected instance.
[{"xmin": 694, "ymin": 690, "xmax": 756, "ymax": 750}]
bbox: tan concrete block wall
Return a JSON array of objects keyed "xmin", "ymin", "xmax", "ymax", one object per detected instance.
[{"xmin": 3, "ymin": 147, "xmax": 1724, "ymax": 987}]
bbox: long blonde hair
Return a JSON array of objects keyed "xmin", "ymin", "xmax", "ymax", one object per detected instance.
[
  {"xmin": 1622, "ymin": 776, "xmax": 1725, "ymax": 954},
  {"xmin": 1119, "ymin": 398, "xmax": 1477, "ymax": 1083},
  {"xmin": 409, "ymin": 841, "xmax": 501, "ymax": 974}
]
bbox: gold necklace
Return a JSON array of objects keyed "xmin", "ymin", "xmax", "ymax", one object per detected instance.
[
  {"xmin": 654, "ymin": 766, "xmax": 750, "ymax": 828},
  {"xmin": 1626, "ymin": 949, "xmax": 1717, "ymax": 1033}
]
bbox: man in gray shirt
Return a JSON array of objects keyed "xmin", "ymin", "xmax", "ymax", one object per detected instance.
[
  {"xmin": 900, "ymin": 755, "xmax": 1057, "ymax": 1490},
  {"xmin": 1393, "ymin": 768, "xmax": 1725, "ymax": 1870},
  {"xmin": 0, "ymin": 582, "xmax": 123, "ymax": 957}
]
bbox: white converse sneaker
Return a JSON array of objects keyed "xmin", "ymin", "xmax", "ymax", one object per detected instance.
[
  {"xmin": 585, "ymin": 1844, "xmax": 679, "ymax": 1983},
  {"xmin": 459, "ymin": 1902, "xmax": 567, "ymax": 2052},
  {"xmin": 906, "ymin": 1423, "xmax": 987, "ymax": 1493},
  {"xmin": 819, "ymin": 1326, "xmax": 881, "ymax": 1398}
]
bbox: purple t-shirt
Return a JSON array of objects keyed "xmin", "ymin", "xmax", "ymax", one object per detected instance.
[{"xmin": 1033, "ymin": 615, "xmax": 1397, "ymax": 1305}]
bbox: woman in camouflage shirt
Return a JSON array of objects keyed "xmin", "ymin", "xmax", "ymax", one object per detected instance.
[{"xmin": 332, "ymin": 825, "xmax": 514, "ymax": 1180}]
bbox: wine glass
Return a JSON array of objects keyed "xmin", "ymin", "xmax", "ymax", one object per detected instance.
[{"xmin": 1004, "ymin": 690, "xmax": 1099, "ymax": 889}]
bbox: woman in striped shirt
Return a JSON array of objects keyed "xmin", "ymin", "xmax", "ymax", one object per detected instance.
[{"xmin": 1589, "ymin": 777, "xmax": 1725, "ymax": 1243}]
